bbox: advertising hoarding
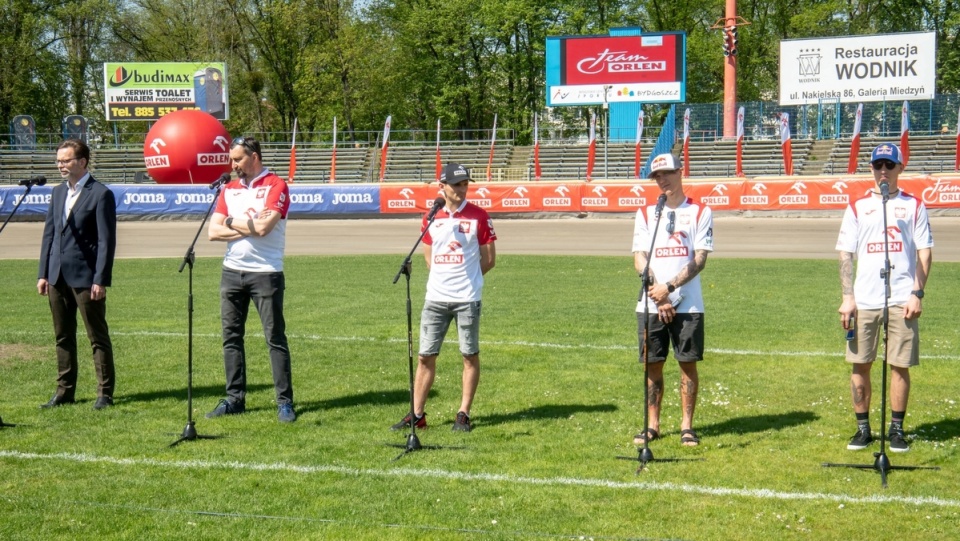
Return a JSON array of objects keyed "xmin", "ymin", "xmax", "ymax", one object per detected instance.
[
  {"xmin": 103, "ymin": 62, "xmax": 229, "ymax": 121},
  {"xmin": 779, "ymin": 32, "xmax": 936, "ymax": 105},
  {"xmin": 546, "ymin": 33, "xmax": 686, "ymax": 106}
]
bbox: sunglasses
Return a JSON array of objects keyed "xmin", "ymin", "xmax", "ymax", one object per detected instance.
[
  {"xmin": 666, "ymin": 211, "xmax": 676, "ymax": 234},
  {"xmin": 231, "ymin": 136, "xmax": 259, "ymax": 155},
  {"xmin": 871, "ymin": 160, "xmax": 897, "ymax": 170}
]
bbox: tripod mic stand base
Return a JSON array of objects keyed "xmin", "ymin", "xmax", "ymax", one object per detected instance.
[
  {"xmin": 616, "ymin": 447, "xmax": 704, "ymax": 472},
  {"xmin": 169, "ymin": 421, "xmax": 220, "ymax": 447},
  {"xmin": 823, "ymin": 451, "xmax": 940, "ymax": 488},
  {"xmin": 0, "ymin": 415, "xmax": 16, "ymax": 428},
  {"xmin": 405, "ymin": 433, "xmax": 422, "ymax": 451}
]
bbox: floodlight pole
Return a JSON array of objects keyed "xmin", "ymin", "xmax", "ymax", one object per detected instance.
[{"xmin": 603, "ymin": 85, "xmax": 611, "ymax": 179}]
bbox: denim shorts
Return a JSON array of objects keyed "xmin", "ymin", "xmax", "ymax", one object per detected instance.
[{"xmin": 419, "ymin": 300, "xmax": 482, "ymax": 356}]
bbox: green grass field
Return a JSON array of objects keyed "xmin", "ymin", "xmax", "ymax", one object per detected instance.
[{"xmin": 1, "ymin": 254, "xmax": 959, "ymax": 540}]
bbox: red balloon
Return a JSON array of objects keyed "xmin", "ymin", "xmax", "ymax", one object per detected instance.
[{"xmin": 143, "ymin": 110, "xmax": 231, "ymax": 184}]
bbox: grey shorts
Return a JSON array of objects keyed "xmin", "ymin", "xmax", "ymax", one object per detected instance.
[
  {"xmin": 637, "ymin": 313, "xmax": 705, "ymax": 363},
  {"xmin": 419, "ymin": 300, "xmax": 482, "ymax": 357}
]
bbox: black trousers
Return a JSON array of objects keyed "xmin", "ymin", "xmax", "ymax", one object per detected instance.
[{"xmin": 47, "ymin": 277, "xmax": 115, "ymax": 399}]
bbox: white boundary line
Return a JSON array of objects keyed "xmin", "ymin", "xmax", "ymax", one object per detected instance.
[
  {"xmin": 1, "ymin": 450, "xmax": 957, "ymax": 509},
  {"xmin": 5, "ymin": 329, "xmax": 960, "ymax": 360}
]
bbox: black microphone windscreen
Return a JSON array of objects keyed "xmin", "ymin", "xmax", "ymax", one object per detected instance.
[
  {"xmin": 35, "ymin": 176, "xmax": 46, "ymax": 186},
  {"xmin": 880, "ymin": 181, "xmax": 890, "ymax": 198},
  {"xmin": 433, "ymin": 197, "xmax": 445, "ymax": 208},
  {"xmin": 655, "ymin": 193, "xmax": 667, "ymax": 216}
]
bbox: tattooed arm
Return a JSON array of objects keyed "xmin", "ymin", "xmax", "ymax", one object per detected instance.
[{"xmin": 838, "ymin": 251, "xmax": 856, "ymax": 329}]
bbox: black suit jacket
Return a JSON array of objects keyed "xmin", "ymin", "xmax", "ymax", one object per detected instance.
[{"xmin": 38, "ymin": 175, "xmax": 117, "ymax": 288}]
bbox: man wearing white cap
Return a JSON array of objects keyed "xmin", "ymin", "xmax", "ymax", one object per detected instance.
[
  {"xmin": 837, "ymin": 143, "xmax": 933, "ymax": 453},
  {"xmin": 631, "ymin": 153, "xmax": 714, "ymax": 448}
]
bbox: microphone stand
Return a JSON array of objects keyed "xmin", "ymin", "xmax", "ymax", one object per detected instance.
[
  {"xmin": 0, "ymin": 180, "xmax": 44, "ymax": 430},
  {"xmin": 386, "ymin": 204, "xmax": 461, "ymax": 460},
  {"xmin": 0, "ymin": 180, "xmax": 41, "ymax": 237},
  {"xmin": 822, "ymin": 185, "xmax": 938, "ymax": 487},
  {"xmin": 169, "ymin": 179, "xmax": 226, "ymax": 447}
]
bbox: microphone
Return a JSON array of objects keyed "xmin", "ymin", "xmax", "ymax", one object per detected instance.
[
  {"xmin": 654, "ymin": 193, "xmax": 667, "ymax": 218},
  {"xmin": 18, "ymin": 175, "xmax": 46, "ymax": 187},
  {"xmin": 209, "ymin": 172, "xmax": 231, "ymax": 190},
  {"xmin": 425, "ymin": 197, "xmax": 445, "ymax": 222},
  {"xmin": 879, "ymin": 181, "xmax": 889, "ymax": 200}
]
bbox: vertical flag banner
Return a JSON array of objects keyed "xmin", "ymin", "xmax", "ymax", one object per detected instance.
[
  {"xmin": 634, "ymin": 110, "xmax": 644, "ymax": 179},
  {"xmin": 435, "ymin": 119, "xmax": 442, "ymax": 181},
  {"xmin": 586, "ymin": 112, "xmax": 597, "ymax": 181},
  {"xmin": 847, "ymin": 103, "xmax": 863, "ymax": 175},
  {"xmin": 780, "ymin": 112, "xmax": 793, "ymax": 175},
  {"xmin": 735, "ymin": 106, "xmax": 745, "ymax": 177},
  {"xmin": 379, "ymin": 115, "xmax": 391, "ymax": 182},
  {"xmin": 288, "ymin": 118, "xmax": 298, "ymax": 183},
  {"xmin": 487, "ymin": 114, "xmax": 497, "ymax": 181},
  {"xmin": 955, "ymin": 106, "xmax": 960, "ymax": 171},
  {"xmin": 682, "ymin": 108, "xmax": 691, "ymax": 177},
  {"xmin": 900, "ymin": 101, "xmax": 910, "ymax": 166},
  {"xmin": 330, "ymin": 116, "xmax": 337, "ymax": 184},
  {"xmin": 534, "ymin": 114, "xmax": 542, "ymax": 180}
]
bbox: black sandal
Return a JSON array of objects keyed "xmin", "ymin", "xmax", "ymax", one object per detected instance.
[
  {"xmin": 633, "ymin": 428, "xmax": 660, "ymax": 446},
  {"xmin": 680, "ymin": 429, "xmax": 700, "ymax": 446}
]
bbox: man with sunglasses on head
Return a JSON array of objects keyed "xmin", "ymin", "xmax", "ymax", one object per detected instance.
[
  {"xmin": 206, "ymin": 136, "xmax": 297, "ymax": 423},
  {"xmin": 631, "ymin": 153, "xmax": 714, "ymax": 448},
  {"xmin": 837, "ymin": 143, "xmax": 933, "ymax": 453}
]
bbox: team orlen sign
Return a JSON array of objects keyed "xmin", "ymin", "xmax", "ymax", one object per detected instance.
[
  {"xmin": 779, "ymin": 32, "xmax": 936, "ymax": 105},
  {"xmin": 546, "ymin": 32, "xmax": 686, "ymax": 106}
]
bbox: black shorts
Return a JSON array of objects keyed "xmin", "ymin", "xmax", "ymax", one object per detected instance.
[{"xmin": 636, "ymin": 313, "xmax": 705, "ymax": 363}]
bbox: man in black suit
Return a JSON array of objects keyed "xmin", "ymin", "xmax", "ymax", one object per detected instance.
[{"xmin": 37, "ymin": 139, "xmax": 117, "ymax": 410}]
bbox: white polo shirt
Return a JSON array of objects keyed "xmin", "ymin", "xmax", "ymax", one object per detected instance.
[
  {"xmin": 836, "ymin": 191, "xmax": 933, "ymax": 309},
  {"xmin": 422, "ymin": 201, "xmax": 497, "ymax": 303},
  {"xmin": 214, "ymin": 169, "xmax": 289, "ymax": 272},
  {"xmin": 632, "ymin": 197, "xmax": 714, "ymax": 313}
]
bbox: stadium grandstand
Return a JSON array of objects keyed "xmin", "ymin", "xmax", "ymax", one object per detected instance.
[{"xmin": 3, "ymin": 99, "xmax": 959, "ymax": 185}]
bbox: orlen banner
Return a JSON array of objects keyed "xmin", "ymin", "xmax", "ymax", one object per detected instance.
[
  {"xmin": 779, "ymin": 32, "xmax": 936, "ymax": 106},
  {"xmin": 546, "ymin": 33, "xmax": 686, "ymax": 106},
  {"xmin": 104, "ymin": 62, "xmax": 229, "ymax": 120}
]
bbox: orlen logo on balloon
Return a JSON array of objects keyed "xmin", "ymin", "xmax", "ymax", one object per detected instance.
[
  {"xmin": 197, "ymin": 153, "xmax": 229, "ymax": 166},
  {"xmin": 197, "ymin": 135, "xmax": 230, "ymax": 166},
  {"xmin": 145, "ymin": 138, "xmax": 170, "ymax": 169}
]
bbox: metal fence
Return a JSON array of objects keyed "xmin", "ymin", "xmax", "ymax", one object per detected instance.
[{"xmin": 5, "ymin": 95, "xmax": 960, "ymax": 151}]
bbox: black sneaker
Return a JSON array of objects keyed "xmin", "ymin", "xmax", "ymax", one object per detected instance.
[
  {"xmin": 847, "ymin": 426, "xmax": 873, "ymax": 450},
  {"xmin": 888, "ymin": 428, "xmax": 910, "ymax": 453},
  {"xmin": 391, "ymin": 412, "xmax": 427, "ymax": 431},
  {"xmin": 452, "ymin": 411, "xmax": 472, "ymax": 432},
  {"xmin": 206, "ymin": 398, "xmax": 245, "ymax": 418}
]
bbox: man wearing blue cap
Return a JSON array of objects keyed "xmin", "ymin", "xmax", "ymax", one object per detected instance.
[{"xmin": 836, "ymin": 143, "xmax": 933, "ymax": 453}]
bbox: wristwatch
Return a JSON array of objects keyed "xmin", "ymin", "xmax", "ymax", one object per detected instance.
[
  {"xmin": 911, "ymin": 289, "xmax": 924, "ymax": 299},
  {"xmin": 666, "ymin": 282, "xmax": 676, "ymax": 293},
  {"xmin": 225, "ymin": 216, "xmax": 234, "ymax": 228}
]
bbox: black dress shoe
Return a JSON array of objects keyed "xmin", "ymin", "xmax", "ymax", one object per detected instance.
[
  {"xmin": 93, "ymin": 396, "xmax": 114, "ymax": 410},
  {"xmin": 40, "ymin": 395, "xmax": 76, "ymax": 408}
]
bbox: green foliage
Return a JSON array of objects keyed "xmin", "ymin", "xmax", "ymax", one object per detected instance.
[
  {"xmin": 2, "ymin": 254, "xmax": 960, "ymax": 538},
  {"xmin": 5, "ymin": 0, "xmax": 960, "ymax": 141}
]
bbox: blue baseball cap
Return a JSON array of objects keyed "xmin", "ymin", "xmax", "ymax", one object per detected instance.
[{"xmin": 870, "ymin": 143, "xmax": 902, "ymax": 164}]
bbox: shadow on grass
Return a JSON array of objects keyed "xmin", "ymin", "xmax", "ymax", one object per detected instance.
[
  {"xmin": 912, "ymin": 417, "xmax": 960, "ymax": 442},
  {"xmin": 698, "ymin": 410, "xmax": 819, "ymax": 438},
  {"xmin": 296, "ymin": 389, "xmax": 436, "ymax": 415},
  {"xmin": 119, "ymin": 383, "xmax": 273, "ymax": 404},
  {"xmin": 479, "ymin": 403, "xmax": 618, "ymax": 427}
]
